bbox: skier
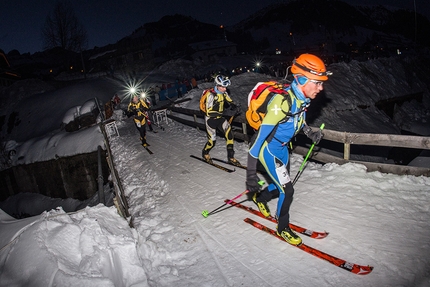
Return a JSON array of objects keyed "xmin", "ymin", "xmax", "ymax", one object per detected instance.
[
  {"xmin": 202, "ymin": 74, "xmax": 241, "ymax": 165},
  {"xmin": 127, "ymin": 94, "xmax": 151, "ymax": 147},
  {"xmin": 246, "ymin": 54, "xmax": 331, "ymax": 245}
]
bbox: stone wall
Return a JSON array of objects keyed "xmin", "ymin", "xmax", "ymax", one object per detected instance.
[{"xmin": 0, "ymin": 151, "xmax": 110, "ymax": 201}]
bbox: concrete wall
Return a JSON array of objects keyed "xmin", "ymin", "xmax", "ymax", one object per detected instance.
[{"xmin": 0, "ymin": 151, "xmax": 110, "ymax": 201}]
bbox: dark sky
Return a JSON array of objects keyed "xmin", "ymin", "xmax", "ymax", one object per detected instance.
[{"xmin": 1, "ymin": 0, "xmax": 428, "ymax": 54}]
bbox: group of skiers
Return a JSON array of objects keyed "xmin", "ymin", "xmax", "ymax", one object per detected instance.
[{"xmin": 127, "ymin": 53, "xmax": 330, "ymax": 246}]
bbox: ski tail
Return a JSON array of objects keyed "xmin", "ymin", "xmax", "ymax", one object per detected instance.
[{"xmin": 142, "ymin": 145, "xmax": 153, "ymax": 154}]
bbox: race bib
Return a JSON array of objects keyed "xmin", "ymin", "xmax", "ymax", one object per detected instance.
[{"xmin": 275, "ymin": 162, "xmax": 291, "ymax": 185}]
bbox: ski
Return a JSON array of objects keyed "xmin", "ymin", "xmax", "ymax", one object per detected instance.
[
  {"xmin": 212, "ymin": 158, "xmax": 266, "ymax": 174},
  {"xmin": 142, "ymin": 144, "xmax": 153, "ymax": 154},
  {"xmin": 212, "ymin": 157, "xmax": 247, "ymax": 170},
  {"xmin": 144, "ymin": 147, "xmax": 153, "ymax": 154},
  {"xmin": 244, "ymin": 218, "xmax": 373, "ymax": 275},
  {"xmin": 190, "ymin": 155, "xmax": 235, "ymax": 173},
  {"xmin": 226, "ymin": 199, "xmax": 328, "ymax": 239}
]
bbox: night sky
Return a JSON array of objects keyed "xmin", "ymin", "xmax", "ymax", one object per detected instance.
[{"xmin": 1, "ymin": 0, "xmax": 428, "ymax": 54}]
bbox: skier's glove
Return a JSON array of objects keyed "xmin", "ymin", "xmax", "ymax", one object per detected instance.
[
  {"xmin": 246, "ymin": 174, "xmax": 261, "ymax": 194},
  {"xmin": 230, "ymin": 103, "xmax": 242, "ymax": 115},
  {"xmin": 303, "ymin": 124, "xmax": 323, "ymax": 145},
  {"xmin": 234, "ymin": 104, "xmax": 242, "ymax": 115},
  {"xmin": 246, "ymin": 154, "xmax": 262, "ymax": 196},
  {"xmin": 128, "ymin": 108, "xmax": 137, "ymax": 116}
]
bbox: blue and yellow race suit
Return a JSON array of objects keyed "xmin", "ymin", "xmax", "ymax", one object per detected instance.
[
  {"xmin": 248, "ymin": 81, "xmax": 309, "ymax": 232},
  {"xmin": 202, "ymin": 87, "xmax": 236, "ymax": 157}
]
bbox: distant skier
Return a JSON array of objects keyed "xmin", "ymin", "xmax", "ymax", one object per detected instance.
[
  {"xmin": 246, "ymin": 54, "xmax": 330, "ymax": 246},
  {"xmin": 127, "ymin": 94, "xmax": 151, "ymax": 147},
  {"xmin": 201, "ymin": 74, "xmax": 241, "ymax": 165},
  {"xmin": 142, "ymin": 94, "xmax": 157, "ymax": 133}
]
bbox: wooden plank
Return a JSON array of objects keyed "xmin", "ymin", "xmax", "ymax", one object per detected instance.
[
  {"xmin": 293, "ymin": 146, "xmax": 430, "ymax": 177},
  {"xmin": 323, "ymin": 129, "xmax": 430, "ymax": 150}
]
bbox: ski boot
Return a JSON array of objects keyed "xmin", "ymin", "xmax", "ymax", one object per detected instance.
[
  {"xmin": 226, "ymin": 147, "xmax": 241, "ymax": 166},
  {"xmin": 141, "ymin": 137, "xmax": 150, "ymax": 147},
  {"xmin": 202, "ymin": 150, "xmax": 213, "ymax": 164},
  {"xmin": 228, "ymin": 157, "xmax": 242, "ymax": 167},
  {"xmin": 252, "ymin": 193, "xmax": 271, "ymax": 217},
  {"xmin": 277, "ymin": 226, "xmax": 302, "ymax": 246}
]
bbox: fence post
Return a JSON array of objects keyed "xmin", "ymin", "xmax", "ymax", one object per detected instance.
[
  {"xmin": 193, "ymin": 114, "xmax": 200, "ymax": 131},
  {"xmin": 242, "ymin": 122, "xmax": 248, "ymax": 144},
  {"xmin": 344, "ymin": 143, "xmax": 350, "ymax": 160}
]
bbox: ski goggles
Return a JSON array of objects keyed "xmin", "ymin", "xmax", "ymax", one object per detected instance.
[
  {"xmin": 216, "ymin": 76, "xmax": 231, "ymax": 87},
  {"xmin": 310, "ymin": 80, "xmax": 324, "ymax": 86}
]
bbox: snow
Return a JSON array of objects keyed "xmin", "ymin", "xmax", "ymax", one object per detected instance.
[{"xmin": 1, "ymin": 56, "xmax": 430, "ymax": 286}]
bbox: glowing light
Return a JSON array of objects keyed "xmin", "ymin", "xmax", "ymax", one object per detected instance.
[
  {"xmin": 252, "ymin": 56, "xmax": 264, "ymax": 73},
  {"xmin": 120, "ymin": 77, "xmax": 144, "ymax": 101}
]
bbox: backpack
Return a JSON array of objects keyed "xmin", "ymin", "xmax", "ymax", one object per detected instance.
[
  {"xmin": 246, "ymin": 81, "xmax": 291, "ymax": 130},
  {"xmin": 199, "ymin": 88, "xmax": 214, "ymax": 113}
]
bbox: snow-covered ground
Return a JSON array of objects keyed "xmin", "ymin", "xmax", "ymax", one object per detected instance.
[
  {"xmin": 0, "ymin": 56, "xmax": 430, "ymax": 286},
  {"xmin": 1, "ymin": 114, "xmax": 429, "ymax": 286}
]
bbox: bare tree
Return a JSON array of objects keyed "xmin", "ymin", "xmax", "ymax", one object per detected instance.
[{"xmin": 41, "ymin": 1, "xmax": 88, "ymax": 52}]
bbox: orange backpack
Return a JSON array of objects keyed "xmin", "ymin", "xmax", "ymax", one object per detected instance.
[
  {"xmin": 199, "ymin": 88, "xmax": 214, "ymax": 113},
  {"xmin": 246, "ymin": 81, "xmax": 290, "ymax": 130}
]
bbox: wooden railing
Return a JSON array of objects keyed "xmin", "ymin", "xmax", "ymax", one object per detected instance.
[
  {"xmin": 100, "ymin": 119, "xmax": 131, "ymax": 223},
  {"xmin": 167, "ymin": 106, "xmax": 430, "ymax": 177},
  {"xmin": 293, "ymin": 130, "xmax": 430, "ymax": 177}
]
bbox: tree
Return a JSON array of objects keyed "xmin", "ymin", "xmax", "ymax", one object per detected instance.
[{"xmin": 41, "ymin": 1, "xmax": 88, "ymax": 52}]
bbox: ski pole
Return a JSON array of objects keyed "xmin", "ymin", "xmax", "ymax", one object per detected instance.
[
  {"xmin": 228, "ymin": 115, "xmax": 235, "ymax": 124},
  {"xmin": 202, "ymin": 181, "xmax": 264, "ymax": 218},
  {"xmin": 292, "ymin": 123, "xmax": 325, "ymax": 185}
]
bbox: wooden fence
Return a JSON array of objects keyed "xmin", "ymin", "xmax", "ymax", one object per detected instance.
[{"xmin": 167, "ymin": 106, "xmax": 430, "ymax": 177}]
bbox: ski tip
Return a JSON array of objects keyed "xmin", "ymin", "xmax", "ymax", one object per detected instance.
[{"xmin": 201, "ymin": 210, "xmax": 209, "ymax": 218}]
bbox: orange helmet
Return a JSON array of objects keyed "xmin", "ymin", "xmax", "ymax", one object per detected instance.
[{"xmin": 291, "ymin": 54, "xmax": 331, "ymax": 81}]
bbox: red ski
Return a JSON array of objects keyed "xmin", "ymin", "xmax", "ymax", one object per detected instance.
[
  {"xmin": 225, "ymin": 199, "xmax": 328, "ymax": 239},
  {"xmin": 244, "ymin": 218, "xmax": 374, "ymax": 275}
]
